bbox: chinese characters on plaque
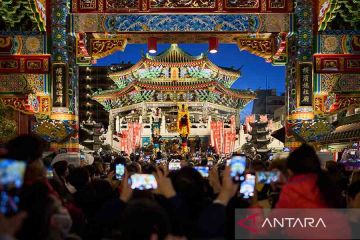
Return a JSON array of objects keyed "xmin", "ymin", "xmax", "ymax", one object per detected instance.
[
  {"xmin": 52, "ymin": 63, "xmax": 68, "ymax": 108},
  {"xmin": 297, "ymin": 62, "xmax": 313, "ymax": 107}
]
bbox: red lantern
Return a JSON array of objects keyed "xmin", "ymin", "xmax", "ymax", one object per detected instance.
[
  {"xmin": 209, "ymin": 37, "xmax": 218, "ymax": 54},
  {"xmin": 148, "ymin": 37, "xmax": 157, "ymax": 54}
]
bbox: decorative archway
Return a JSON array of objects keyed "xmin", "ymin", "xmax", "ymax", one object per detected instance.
[
  {"xmin": 1, "ymin": 0, "xmax": 359, "ymax": 151},
  {"xmin": 64, "ymin": 0, "xmax": 312, "ymax": 149}
]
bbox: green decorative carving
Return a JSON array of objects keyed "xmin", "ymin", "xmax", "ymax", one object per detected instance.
[
  {"xmin": 0, "ymin": 103, "xmax": 17, "ymax": 143},
  {"xmin": 0, "ymin": 0, "xmax": 45, "ymax": 31}
]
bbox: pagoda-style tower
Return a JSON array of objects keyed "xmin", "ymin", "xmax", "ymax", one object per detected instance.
[
  {"xmin": 246, "ymin": 115, "xmax": 272, "ymax": 160},
  {"xmin": 93, "ymin": 44, "xmax": 255, "ymax": 153}
]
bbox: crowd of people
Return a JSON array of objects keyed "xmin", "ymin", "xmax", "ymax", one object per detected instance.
[{"xmin": 0, "ymin": 134, "xmax": 360, "ymax": 240}]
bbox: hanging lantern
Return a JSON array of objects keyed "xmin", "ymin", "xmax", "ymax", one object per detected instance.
[
  {"xmin": 148, "ymin": 37, "xmax": 157, "ymax": 54},
  {"xmin": 209, "ymin": 37, "xmax": 219, "ymax": 54}
]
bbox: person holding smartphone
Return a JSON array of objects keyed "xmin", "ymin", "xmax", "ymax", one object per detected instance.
[{"xmin": 249, "ymin": 144, "xmax": 351, "ymax": 240}]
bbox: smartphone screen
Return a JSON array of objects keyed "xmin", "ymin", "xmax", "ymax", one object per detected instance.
[
  {"xmin": 144, "ymin": 156, "xmax": 151, "ymax": 162},
  {"xmin": 129, "ymin": 174, "xmax": 157, "ymax": 190},
  {"xmin": 0, "ymin": 159, "xmax": 26, "ymax": 215},
  {"xmin": 229, "ymin": 155, "xmax": 246, "ymax": 181},
  {"xmin": 207, "ymin": 160, "xmax": 214, "ymax": 167},
  {"xmin": 240, "ymin": 174, "xmax": 255, "ymax": 199},
  {"xmin": 46, "ymin": 167, "xmax": 54, "ymax": 179},
  {"xmin": 169, "ymin": 161, "xmax": 181, "ymax": 171},
  {"xmin": 115, "ymin": 163, "xmax": 125, "ymax": 180},
  {"xmin": 256, "ymin": 171, "xmax": 280, "ymax": 184},
  {"xmin": 194, "ymin": 166, "xmax": 209, "ymax": 178}
]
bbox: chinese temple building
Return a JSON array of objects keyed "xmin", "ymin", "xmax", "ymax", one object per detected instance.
[
  {"xmin": 92, "ymin": 44, "xmax": 255, "ymax": 153},
  {"xmin": 1, "ymin": 0, "xmax": 359, "ymax": 160}
]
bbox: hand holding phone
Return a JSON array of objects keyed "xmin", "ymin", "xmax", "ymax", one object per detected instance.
[
  {"xmin": 229, "ymin": 155, "xmax": 246, "ymax": 181},
  {"xmin": 115, "ymin": 163, "xmax": 125, "ymax": 180},
  {"xmin": 169, "ymin": 160, "xmax": 181, "ymax": 171},
  {"xmin": 128, "ymin": 174, "xmax": 158, "ymax": 190},
  {"xmin": 256, "ymin": 170, "xmax": 280, "ymax": 184},
  {"xmin": 194, "ymin": 166, "xmax": 209, "ymax": 178},
  {"xmin": 46, "ymin": 167, "xmax": 54, "ymax": 179},
  {"xmin": 240, "ymin": 174, "xmax": 255, "ymax": 199},
  {"xmin": 0, "ymin": 159, "xmax": 26, "ymax": 215}
]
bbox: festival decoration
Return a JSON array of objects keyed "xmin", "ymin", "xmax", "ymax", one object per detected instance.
[
  {"xmin": 328, "ymin": 95, "xmax": 360, "ymax": 113},
  {"xmin": 223, "ymin": 115, "xmax": 236, "ymax": 154},
  {"xmin": 314, "ymin": 54, "xmax": 360, "ymax": 73},
  {"xmin": 0, "ymin": 35, "xmax": 46, "ymax": 55},
  {"xmin": 71, "ymin": 13, "xmax": 290, "ymax": 34},
  {"xmin": 72, "ymin": 0, "xmax": 292, "ymax": 13},
  {"xmin": 0, "ymin": 102, "xmax": 17, "ymax": 143},
  {"xmin": 0, "ymin": 55, "xmax": 50, "ymax": 74},
  {"xmin": 237, "ymin": 37, "xmax": 275, "ymax": 60},
  {"xmin": 210, "ymin": 116, "xmax": 236, "ymax": 154},
  {"xmin": 90, "ymin": 37, "xmax": 127, "ymax": 59},
  {"xmin": 0, "ymin": 0, "xmax": 45, "ymax": 31},
  {"xmin": 33, "ymin": 119, "xmax": 77, "ymax": 142},
  {"xmin": 291, "ymin": 118, "xmax": 335, "ymax": 142},
  {"xmin": 210, "ymin": 121, "xmax": 223, "ymax": 153},
  {"xmin": 119, "ymin": 122, "xmax": 142, "ymax": 154},
  {"xmin": 284, "ymin": 0, "xmax": 313, "ymax": 147},
  {"xmin": 318, "ymin": 0, "xmax": 360, "ymax": 31},
  {"xmin": 0, "ymin": 96, "xmax": 34, "ymax": 114},
  {"xmin": 52, "ymin": 0, "xmax": 69, "ymax": 62},
  {"xmin": 314, "ymin": 93, "xmax": 328, "ymax": 115}
]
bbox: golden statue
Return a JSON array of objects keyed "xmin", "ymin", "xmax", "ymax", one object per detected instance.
[
  {"xmin": 177, "ymin": 103, "xmax": 190, "ymax": 153},
  {"xmin": 177, "ymin": 103, "xmax": 190, "ymax": 138}
]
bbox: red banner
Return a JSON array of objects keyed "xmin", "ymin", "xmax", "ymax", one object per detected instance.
[
  {"xmin": 223, "ymin": 115, "xmax": 236, "ymax": 154},
  {"xmin": 120, "ymin": 130, "xmax": 128, "ymax": 153},
  {"xmin": 121, "ymin": 122, "xmax": 142, "ymax": 154},
  {"xmin": 211, "ymin": 120, "xmax": 237, "ymax": 154}
]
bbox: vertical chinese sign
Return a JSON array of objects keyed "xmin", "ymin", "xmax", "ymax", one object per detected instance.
[
  {"xmin": 297, "ymin": 62, "xmax": 313, "ymax": 107},
  {"xmin": 52, "ymin": 63, "xmax": 68, "ymax": 108}
]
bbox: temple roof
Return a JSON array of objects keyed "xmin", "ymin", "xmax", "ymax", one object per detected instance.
[
  {"xmin": 92, "ymin": 44, "xmax": 255, "ymax": 111},
  {"xmin": 92, "ymin": 80, "xmax": 255, "ymax": 100},
  {"xmin": 321, "ymin": 122, "xmax": 360, "ymax": 143},
  {"xmin": 145, "ymin": 44, "xmax": 204, "ymax": 63},
  {"xmin": 107, "ymin": 44, "xmax": 241, "ymax": 88}
]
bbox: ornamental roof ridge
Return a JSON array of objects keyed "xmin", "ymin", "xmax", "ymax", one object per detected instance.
[
  {"xmin": 145, "ymin": 43, "xmax": 204, "ymax": 62},
  {"xmin": 107, "ymin": 44, "xmax": 240, "ymax": 81}
]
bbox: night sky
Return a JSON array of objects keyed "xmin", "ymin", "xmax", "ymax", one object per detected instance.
[{"xmin": 95, "ymin": 43, "xmax": 286, "ymax": 122}]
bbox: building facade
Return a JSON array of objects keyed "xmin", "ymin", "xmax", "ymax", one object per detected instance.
[
  {"xmin": 93, "ymin": 44, "xmax": 255, "ymax": 153},
  {"xmin": 252, "ymin": 89, "xmax": 285, "ymax": 118}
]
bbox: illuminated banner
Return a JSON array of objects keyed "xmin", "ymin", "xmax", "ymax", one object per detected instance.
[
  {"xmin": 297, "ymin": 62, "xmax": 313, "ymax": 107},
  {"xmin": 211, "ymin": 121, "xmax": 224, "ymax": 153},
  {"xmin": 52, "ymin": 63, "xmax": 68, "ymax": 108}
]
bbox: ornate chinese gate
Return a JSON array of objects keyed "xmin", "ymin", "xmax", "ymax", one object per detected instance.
[{"xmin": 0, "ymin": 0, "xmax": 359, "ymax": 150}]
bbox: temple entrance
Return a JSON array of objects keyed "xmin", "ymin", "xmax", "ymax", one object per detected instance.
[{"xmin": 78, "ymin": 42, "xmax": 286, "ymax": 156}]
